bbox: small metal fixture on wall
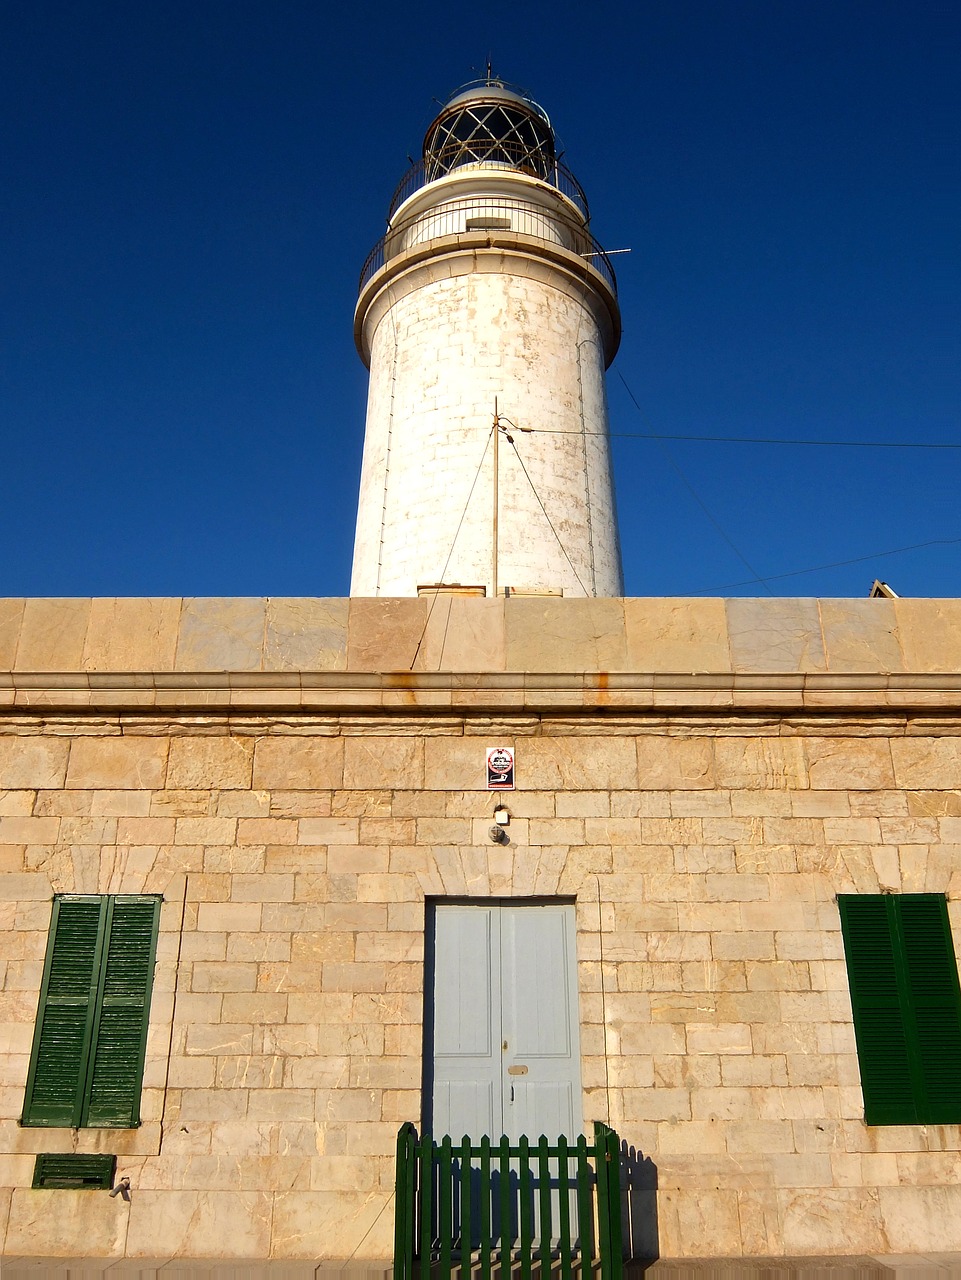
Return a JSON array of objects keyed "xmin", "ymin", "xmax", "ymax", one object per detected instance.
[{"xmin": 489, "ymin": 803, "xmax": 511, "ymax": 844}]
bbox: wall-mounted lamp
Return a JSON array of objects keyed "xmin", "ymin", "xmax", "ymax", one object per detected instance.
[{"xmin": 489, "ymin": 805, "xmax": 511, "ymax": 845}]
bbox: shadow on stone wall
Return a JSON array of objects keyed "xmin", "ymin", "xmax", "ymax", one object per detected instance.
[{"xmin": 619, "ymin": 1140, "xmax": 659, "ymax": 1270}]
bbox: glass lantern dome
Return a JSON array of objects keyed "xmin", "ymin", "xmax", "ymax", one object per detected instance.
[{"xmin": 422, "ymin": 79, "xmax": 556, "ymax": 182}]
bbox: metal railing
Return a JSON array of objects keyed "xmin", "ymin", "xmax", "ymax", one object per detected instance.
[
  {"xmin": 359, "ymin": 196, "xmax": 617, "ymax": 297},
  {"xmin": 393, "ymin": 1122, "xmax": 624, "ymax": 1280},
  {"xmin": 388, "ymin": 152, "xmax": 590, "ymax": 221}
]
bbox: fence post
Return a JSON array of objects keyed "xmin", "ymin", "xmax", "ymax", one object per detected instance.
[
  {"xmin": 594, "ymin": 1122, "xmax": 624, "ymax": 1280},
  {"xmin": 605, "ymin": 1124, "xmax": 623, "ymax": 1280},
  {"xmin": 393, "ymin": 1123, "xmax": 416, "ymax": 1280},
  {"xmin": 419, "ymin": 1133, "xmax": 433, "ymax": 1280},
  {"xmin": 594, "ymin": 1122, "xmax": 612, "ymax": 1280}
]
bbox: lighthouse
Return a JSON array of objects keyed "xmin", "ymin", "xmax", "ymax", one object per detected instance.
[{"xmin": 351, "ymin": 78, "xmax": 623, "ymax": 598}]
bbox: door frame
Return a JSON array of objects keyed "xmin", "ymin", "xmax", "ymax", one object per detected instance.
[{"xmin": 422, "ymin": 896, "xmax": 583, "ymax": 1138}]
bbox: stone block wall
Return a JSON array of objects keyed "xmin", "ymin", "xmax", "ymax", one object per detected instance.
[{"xmin": 2, "ymin": 597, "xmax": 961, "ymax": 1266}]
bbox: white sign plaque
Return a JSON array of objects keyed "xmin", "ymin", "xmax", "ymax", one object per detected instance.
[{"xmin": 486, "ymin": 746, "xmax": 515, "ymax": 790}]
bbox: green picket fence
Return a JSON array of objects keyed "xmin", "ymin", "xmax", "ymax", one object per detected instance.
[{"xmin": 393, "ymin": 1122, "xmax": 623, "ymax": 1280}]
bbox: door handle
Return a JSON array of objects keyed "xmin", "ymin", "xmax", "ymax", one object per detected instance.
[{"xmin": 507, "ymin": 1065, "xmax": 528, "ymax": 1075}]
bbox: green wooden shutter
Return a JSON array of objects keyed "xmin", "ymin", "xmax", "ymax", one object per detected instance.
[
  {"xmin": 839, "ymin": 893, "xmax": 961, "ymax": 1126},
  {"xmin": 837, "ymin": 895, "xmax": 917, "ymax": 1125},
  {"xmin": 33, "ymin": 1153, "xmax": 117, "ymax": 1189},
  {"xmin": 898, "ymin": 894, "xmax": 961, "ymax": 1124},
  {"xmin": 22, "ymin": 897, "xmax": 108, "ymax": 1127},
  {"xmin": 83, "ymin": 896, "xmax": 161, "ymax": 1126},
  {"xmin": 22, "ymin": 894, "xmax": 161, "ymax": 1129}
]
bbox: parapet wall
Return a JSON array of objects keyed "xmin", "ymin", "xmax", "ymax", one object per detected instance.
[{"xmin": 3, "ymin": 596, "xmax": 961, "ymax": 716}]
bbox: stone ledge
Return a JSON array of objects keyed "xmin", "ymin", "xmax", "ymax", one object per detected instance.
[
  {"xmin": 4, "ymin": 670, "xmax": 961, "ymax": 716},
  {"xmin": 3, "ymin": 1254, "xmax": 961, "ymax": 1276}
]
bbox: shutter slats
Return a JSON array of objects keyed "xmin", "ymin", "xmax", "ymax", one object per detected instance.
[
  {"xmin": 21, "ymin": 897, "xmax": 105, "ymax": 1127},
  {"xmin": 22, "ymin": 895, "xmax": 160, "ymax": 1129},
  {"xmin": 84, "ymin": 897, "xmax": 160, "ymax": 1127},
  {"xmin": 33, "ymin": 1153, "xmax": 117, "ymax": 1189},
  {"xmin": 839, "ymin": 893, "xmax": 961, "ymax": 1126},
  {"xmin": 25, "ymin": 1006, "xmax": 93, "ymax": 1125},
  {"xmin": 899, "ymin": 895, "xmax": 961, "ymax": 1120},
  {"xmin": 838, "ymin": 896, "xmax": 916, "ymax": 1124}
]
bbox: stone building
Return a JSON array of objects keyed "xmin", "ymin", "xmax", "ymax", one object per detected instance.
[
  {"xmin": 3, "ymin": 80, "xmax": 961, "ymax": 1276},
  {"xmin": 3, "ymin": 595, "xmax": 961, "ymax": 1273}
]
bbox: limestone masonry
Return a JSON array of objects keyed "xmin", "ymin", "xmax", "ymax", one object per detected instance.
[{"xmin": 4, "ymin": 595, "xmax": 961, "ymax": 1271}]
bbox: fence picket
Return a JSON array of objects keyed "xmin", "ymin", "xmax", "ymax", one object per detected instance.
[
  {"xmin": 439, "ymin": 1135, "xmax": 453, "ymax": 1276},
  {"xmin": 594, "ymin": 1122, "xmax": 611, "ymax": 1280},
  {"xmin": 418, "ymin": 1134, "xmax": 432, "ymax": 1280},
  {"xmin": 557, "ymin": 1134, "xmax": 573, "ymax": 1280},
  {"xmin": 498, "ymin": 1134, "xmax": 511, "ymax": 1274},
  {"xmin": 519, "ymin": 1135, "xmax": 532, "ymax": 1280},
  {"xmin": 479, "ymin": 1134, "xmax": 491, "ymax": 1280},
  {"xmin": 576, "ymin": 1134, "xmax": 594, "ymax": 1263},
  {"xmin": 392, "ymin": 1123, "xmax": 413, "ymax": 1280},
  {"xmin": 537, "ymin": 1135, "xmax": 552, "ymax": 1271},
  {"xmin": 459, "ymin": 1135, "xmax": 472, "ymax": 1266},
  {"xmin": 604, "ymin": 1125, "xmax": 624, "ymax": 1280}
]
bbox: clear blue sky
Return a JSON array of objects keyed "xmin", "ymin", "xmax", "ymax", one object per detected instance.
[{"xmin": 3, "ymin": 1, "xmax": 959, "ymax": 598}]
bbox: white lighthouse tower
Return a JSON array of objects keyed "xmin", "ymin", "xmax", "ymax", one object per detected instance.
[{"xmin": 350, "ymin": 78, "xmax": 623, "ymax": 598}]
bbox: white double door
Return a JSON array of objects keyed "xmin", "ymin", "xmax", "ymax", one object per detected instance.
[{"xmin": 428, "ymin": 901, "xmax": 583, "ymax": 1141}]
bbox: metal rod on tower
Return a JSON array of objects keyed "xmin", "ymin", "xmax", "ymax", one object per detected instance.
[{"xmin": 492, "ymin": 398, "xmax": 499, "ymax": 599}]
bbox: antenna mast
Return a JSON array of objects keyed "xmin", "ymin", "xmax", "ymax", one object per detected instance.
[{"xmin": 492, "ymin": 398, "xmax": 500, "ymax": 599}]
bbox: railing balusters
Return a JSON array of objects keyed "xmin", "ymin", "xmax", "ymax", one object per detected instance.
[
  {"xmin": 360, "ymin": 194, "xmax": 616, "ymax": 295},
  {"xmin": 387, "ymin": 156, "xmax": 590, "ymax": 222}
]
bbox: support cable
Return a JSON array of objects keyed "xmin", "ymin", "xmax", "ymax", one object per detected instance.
[
  {"xmin": 409, "ymin": 427, "xmax": 495, "ymax": 670},
  {"xmin": 694, "ymin": 535, "xmax": 961, "ymax": 594},
  {"xmin": 528, "ymin": 427, "xmax": 961, "ymax": 450},
  {"xmin": 503, "ymin": 431, "xmax": 593, "ymax": 598},
  {"xmin": 616, "ymin": 371, "xmax": 773, "ymax": 595}
]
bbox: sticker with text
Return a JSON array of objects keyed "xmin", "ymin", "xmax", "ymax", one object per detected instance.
[{"xmin": 486, "ymin": 746, "xmax": 515, "ymax": 790}]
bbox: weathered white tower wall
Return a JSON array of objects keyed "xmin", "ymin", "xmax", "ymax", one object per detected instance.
[{"xmin": 350, "ymin": 83, "xmax": 623, "ymax": 598}]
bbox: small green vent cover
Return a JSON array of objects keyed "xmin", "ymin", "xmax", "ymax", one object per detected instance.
[{"xmin": 32, "ymin": 1153, "xmax": 116, "ymax": 1189}]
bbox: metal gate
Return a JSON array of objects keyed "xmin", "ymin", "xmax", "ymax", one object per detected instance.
[{"xmin": 393, "ymin": 1122, "xmax": 623, "ymax": 1279}]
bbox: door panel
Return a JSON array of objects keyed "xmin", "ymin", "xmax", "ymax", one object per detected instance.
[
  {"xmin": 431, "ymin": 906, "xmax": 504, "ymax": 1136},
  {"xmin": 433, "ymin": 907, "xmax": 497, "ymax": 1058},
  {"xmin": 504, "ymin": 905, "xmax": 573, "ymax": 1056},
  {"xmin": 509, "ymin": 1081, "xmax": 575, "ymax": 1140},
  {"xmin": 432, "ymin": 1081, "xmax": 496, "ymax": 1142},
  {"xmin": 429, "ymin": 901, "xmax": 582, "ymax": 1141}
]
